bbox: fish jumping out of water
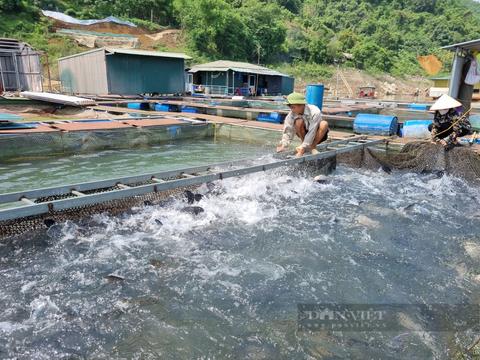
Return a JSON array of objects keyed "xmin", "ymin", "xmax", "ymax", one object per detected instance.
[
  {"xmin": 381, "ymin": 164, "xmax": 392, "ymax": 174},
  {"xmin": 314, "ymin": 174, "xmax": 329, "ymax": 184},
  {"xmin": 105, "ymin": 274, "xmax": 125, "ymax": 283},
  {"xmin": 185, "ymin": 190, "xmax": 203, "ymax": 204},
  {"xmin": 182, "ymin": 206, "xmax": 205, "ymax": 215},
  {"xmin": 43, "ymin": 218, "xmax": 56, "ymax": 228}
]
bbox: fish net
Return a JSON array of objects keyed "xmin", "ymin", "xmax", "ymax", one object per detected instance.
[
  {"xmin": 339, "ymin": 141, "xmax": 480, "ymax": 182},
  {"xmin": 3, "ymin": 142, "xmax": 480, "ymax": 239},
  {"xmin": 0, "ymin": 186, "xmax": 193, "ymax": 239}
]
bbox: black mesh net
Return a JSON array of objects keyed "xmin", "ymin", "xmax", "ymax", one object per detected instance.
[
  {"xmin": 363, "ymin": 141, "xmax": 480, "ymax": 182},
  {"xmin": 0, "ymin": 187, "xmax": 192, "ymax": 239}
]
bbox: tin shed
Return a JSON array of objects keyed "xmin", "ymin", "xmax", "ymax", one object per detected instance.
[
  {"xmin": 0, "ymin": 38, "xmax": 43, "ymax": 93},
  {"xmin": 59, "ymin": 48, "xmax": 191, "ymax": 95}
]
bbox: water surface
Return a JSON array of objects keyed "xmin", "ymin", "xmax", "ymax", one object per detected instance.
[
  {"xmin": 0, "ymin": 138, "xmax": 268, "ymax": 194},
  {"xmin": 1, "ymin": 151, "xmax": 479, "ymax": 358}
]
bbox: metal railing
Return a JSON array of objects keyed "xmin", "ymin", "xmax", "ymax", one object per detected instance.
[{"xmin": 192, "ymin": 84, "xmax": 252, "ymax": 96}]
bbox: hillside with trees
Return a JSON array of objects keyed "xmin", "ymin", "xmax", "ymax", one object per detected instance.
[{"xmin": 1, "ymin": 0, "xmax": 480, "ymax": 81}]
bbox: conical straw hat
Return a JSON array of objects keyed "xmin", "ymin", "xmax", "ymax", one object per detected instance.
[{"xmin": 430, "ymin": 94, "xmax": 462, "ymax": 111}]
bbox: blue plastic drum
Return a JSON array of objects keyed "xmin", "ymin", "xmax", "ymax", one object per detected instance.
[
  {"xmin": 401, "ymin": 120, "xmax": 433, "ymax": 138},
  {"xmin": 305, "ymin": 84, "xmax": 324, "ymax": 110},
  {"xmin": 353, "ymin": 114, "xmax": 399, "ymax": 136}
]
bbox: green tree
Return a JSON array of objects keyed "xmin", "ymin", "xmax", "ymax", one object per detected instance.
[
  {"xmin": 274, "ymin": 0, "xmax": 302, "ymax": 13},
  {"xmin": 352, "ymin": 41, "xmax": 393, "ymax": 72},
  {"xmin": 239, "ymin": 0, "xmax": 287, "ymax": 63},
  {"xmin": 94, "ymin": 0, "xmax": 174, "ymax": 25},
  {"xmin": 0, "ymin": 0, "xmax": 23, "ymax": 12},
  {"xmin": 174, "ymin": 0, "xmax": 251, "ymax": 60}
]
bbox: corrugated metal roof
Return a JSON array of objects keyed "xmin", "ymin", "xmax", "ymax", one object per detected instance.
[
  {"xmin": 442, "ymin": 39, "xmax": 480, "ymax": 51},
  {"xmin": 59, "ymin": 47, "xmax": 191, "ymax": 61},
  {"xmin": 0, "ymin": 38, "xmax": 39, "ymax": 54},
  {"xmin": 58, "ymin": 48, "xmax": 106, "ymax": 61},
  {"xmin": 104, "ymin": 48, "xmax": 191, "ymax": 59},
  {"xmin": 189, "ymin": 60, "xmax": 291, "ymax": 77}
]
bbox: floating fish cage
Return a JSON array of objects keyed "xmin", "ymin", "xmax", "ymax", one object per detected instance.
[
  {"xmin": 0, "ymin": 119, "xmax": 213, "ymax": 161},
  {"xmin": 214, "ymin": 123, "xmax": 281, "ymax": 145}
]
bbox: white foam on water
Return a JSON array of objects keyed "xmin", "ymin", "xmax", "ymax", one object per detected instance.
[
  {"xmin": 20, "ymin": 280, "xmax": 37, "ymax": 294},
  {"xmin": 2, "ymin": 162, "xmax": 480, "ymax": 359},
  {"xmin": 29, "ymin": 295, "xmax": 61, "ymax": 322},
  {"xmin": 0, "ymin": 321, "xmax": 27, "ymax": 334}
]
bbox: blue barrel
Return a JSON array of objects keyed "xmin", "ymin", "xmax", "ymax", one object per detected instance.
[
  {"xmin": 181, "ymin": 106, "xmax": 198, "ymax": 113},
  {"xmin": 305, "ymin": 84, "xmax": 324, "ymax": 110},
  {"xmin": 0, "ymin": 121, "xmax": 36, "ymax": 130},
  {"xmin": 127, "ymin": 102, "xmax": 149, "ymax": 110},
  {"xmin": 353, "ymin": 114, "xmax": 398, "ymax": 136},
  {"xmin": 0, "ymin": 113, "xmax": 23, "ymax": 121},
  {"xmin": 460, "ymin": 137, "xmax": 480, "ymax": 144},
  {"xmin": 154, "ymin": 103, "xmax": 178, "ymax": 112},
  {"xmin": 257, "ymin": 112, "xmax": 283, "ymax": 124},
  {"xmin": 408, "ymin": 103, "xmax": 428, "ymax": 111},
  {"xmin": 469, "ymin": 114, "xmax": 480, "ymax": 131},
  {"xmin": 401, "ymin": 120, "xmax": 432, "ymax": 138}
]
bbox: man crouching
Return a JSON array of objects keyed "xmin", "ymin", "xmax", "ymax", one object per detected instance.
[{"xmin": 276, "ymin": 92, "xmax": 329, "ymax": 157}]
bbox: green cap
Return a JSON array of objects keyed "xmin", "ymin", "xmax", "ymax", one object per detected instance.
[{"xmin": 285, "ymin": 92, "xmax": 306, "ymax": 105}]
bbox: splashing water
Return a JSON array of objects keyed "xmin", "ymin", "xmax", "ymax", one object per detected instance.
[{"xmin": 1, "ymin": 160, "xmax": 480, "ymax": 358}]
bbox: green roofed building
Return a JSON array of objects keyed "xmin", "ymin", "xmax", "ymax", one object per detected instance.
[
  {"xmin": 58, "ymin": 48, "xmax": 191, "ymax": 95},
  {"xmin": 187, "ymin": 60, "xmax": 294, "ymax": 96}
]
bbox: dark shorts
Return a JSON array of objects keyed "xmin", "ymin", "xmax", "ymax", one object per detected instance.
[
  {"xmin": 310, "ymin": 125, "xmax": 329, "ymax": 143},
  {"xmin": 298, "ymin": 122, "xmax": 329, "ymax": 143}
]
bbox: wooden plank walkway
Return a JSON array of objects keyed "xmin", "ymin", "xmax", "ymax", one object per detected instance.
[
  {"xmin": 90, "ymin": 105, "xmax": 355, "ymax": 127},
  {"xmin": 0, "ymin": 124, "xmax": 58, "ymax": 134},
  {"xmin": 96, "ymin": 98, "xmax": 379, "ymax": 116},
  {"xmin": 0, "ymin": 118, "xmax": 193, "ymax": 134},
  {"xmin": 89, "ymin": 105, "xmax": 373, "ymax": 141},
  {"xmin": 120, "ymin": 119, "xmax": 192, "ymax": 127},
  {"xmin": 51, "ymin": 121, "xmax": 133, "ymax": 131},
  {"xmin": 91, "ymin": 104, "xmax": 461, "ymax": 149},
  {"xmin": 90, "ymin": 105, "xmax": 251, "ymax": 124}
]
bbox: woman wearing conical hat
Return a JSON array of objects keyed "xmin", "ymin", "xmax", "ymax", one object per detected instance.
[{"xmin": 428, "ymin": 94, "xmax": 472, "ymax": 149}]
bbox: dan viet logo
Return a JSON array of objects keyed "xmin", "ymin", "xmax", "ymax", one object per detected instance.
[
  {"xmin": 298, "ymin": 304, "xmax": 388, "ymax": 331},
  {"xmin": 297, "ymin": 304, "xmax": 480, "ymax": 332}
]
